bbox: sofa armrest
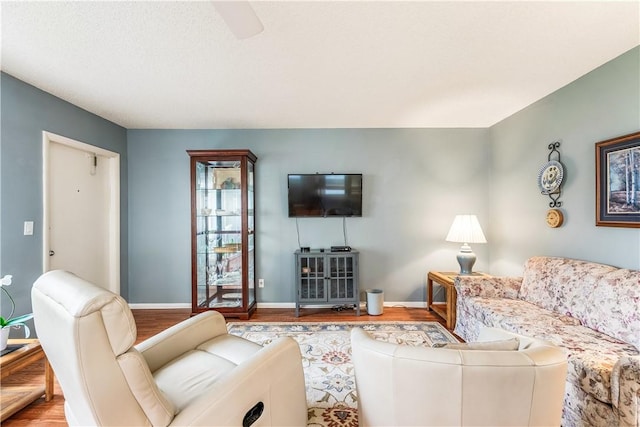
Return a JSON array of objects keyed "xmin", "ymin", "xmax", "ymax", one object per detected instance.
[
  {"xmin": 612, "ymin": 355, "xmax": 640, "ymax": 427},
  {"xmin": 455, "ymin": 275, "xmax": 522, "ymax": 299},
  {"xmin": 168, "ymin": 336, "xmax": 307, "ymax": 427},
  {"xmin": 136, "ymin": 311, "xmax": 228, "ymax": 372}
]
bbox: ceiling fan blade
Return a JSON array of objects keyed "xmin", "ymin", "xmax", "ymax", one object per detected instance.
[{"xmin": 213, "ymin": 1, "xmax": 264, "ymax": 39}]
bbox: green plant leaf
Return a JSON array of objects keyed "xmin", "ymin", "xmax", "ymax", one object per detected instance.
[
  {"xmin": 6, "ymin": 313, "xmax": 33, "ymax": 325},
  {"xmin": 22, "ymin": 323, "xmax": 31, "ymax": 338},
  {"xmin": 1, "ymin": 286, "xmax": 15, "ymax": 321}
]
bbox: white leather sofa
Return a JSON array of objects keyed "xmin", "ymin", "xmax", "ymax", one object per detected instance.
[
  {"xmin": 31, "ymin": 270, "xmax": 307, "ymax": 426},
  {"xmin": 351, "ymin": 326, "xmax": 567, "ymax": 427}
]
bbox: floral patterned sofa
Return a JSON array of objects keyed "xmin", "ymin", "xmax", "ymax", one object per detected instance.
[{"xmin": 454, "ymin": 256, "xmax": 640, "ymax": 427}]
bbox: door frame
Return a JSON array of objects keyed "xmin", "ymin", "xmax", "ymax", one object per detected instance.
[{"xmin": 42, "ymin": 131, "xmax": 121, "ymax": 294}]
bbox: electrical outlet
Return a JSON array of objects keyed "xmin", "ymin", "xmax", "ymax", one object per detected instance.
[{"xmin": 258, "ymin": 279, "xmax": 265, "ymax": 288}]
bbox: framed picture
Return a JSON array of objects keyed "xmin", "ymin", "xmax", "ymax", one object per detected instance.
[{"xmin": 595, "ymin": 131, "xmax": 640, "ymax": 227}]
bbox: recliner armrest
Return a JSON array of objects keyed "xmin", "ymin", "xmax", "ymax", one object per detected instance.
[
  {"xmin": 136, "ymin": 311, "xmax": 228, "ymax": 372},
  {"xmin": 168, "ymin": 336, "xmax": 308, "ymax": 427}
]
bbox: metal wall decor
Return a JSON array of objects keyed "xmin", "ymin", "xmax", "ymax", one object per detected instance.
[{"xmin": 537, "ymin": 141, "xmax": 565, "ymax": 227}]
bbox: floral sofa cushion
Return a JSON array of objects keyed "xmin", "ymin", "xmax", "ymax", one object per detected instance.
[
  {"xmin": 463, "ymin": 296, "xmax": 581, "ymax": 330},
  {"xmin": 519, "ymin": 256, "xmax": 640, "ymax": 349},
  {"xmin": 454, "ymin": 257, "xmax": 640, "ymax": 427},
  {"xmin": 457, "ymin": 293, "xmax": 639, "ymax": 404}
]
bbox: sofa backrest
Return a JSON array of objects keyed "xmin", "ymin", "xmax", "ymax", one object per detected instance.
[{"xmin": 519, "ymin": 256, "xmax": 640, "ymax": 349}]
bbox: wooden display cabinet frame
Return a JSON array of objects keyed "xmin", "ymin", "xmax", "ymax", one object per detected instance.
[{"xmin": 188, "ymin": 149, "xmax": 257, "ymax": 319}]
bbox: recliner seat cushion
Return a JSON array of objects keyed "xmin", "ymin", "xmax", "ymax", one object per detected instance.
[
  {"xmin": 197, "ymin": 334, "xmax": 263, "ymax": 365},
  {"xmin": 153, "ymin": 334, "xmax": 263, "ymax": 411},
  {"xmin": 154, "ymin": 350, "xmax": 238, "ymax": 410}
]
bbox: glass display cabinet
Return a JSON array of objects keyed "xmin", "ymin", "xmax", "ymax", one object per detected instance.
[{"xmin": 188, "ymin": 149, "xmax": 257, "ymax": 319}]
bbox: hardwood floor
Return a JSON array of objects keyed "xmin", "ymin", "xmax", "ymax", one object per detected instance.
[{"xmin": 2, "ymin": 307, "xmax": 446, "ymax": 426}]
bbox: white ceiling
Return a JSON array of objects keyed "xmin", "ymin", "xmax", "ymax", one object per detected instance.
[{"xmin": 2, "ymin": 1, "xmax": 639, "ymax": 129}]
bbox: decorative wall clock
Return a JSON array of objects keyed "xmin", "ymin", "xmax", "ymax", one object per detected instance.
[{"xmin": 546, "ymin": 208, "xmax": 564, "ymax": 228}]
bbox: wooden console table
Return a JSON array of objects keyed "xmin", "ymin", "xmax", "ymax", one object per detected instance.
[
  {"xmin": 0, "ymin": 339, "xmax": 54, "ymax": 421},
  {"xmin": 427, "ymin": 271, "xmax": 488, "ymax": 329}
]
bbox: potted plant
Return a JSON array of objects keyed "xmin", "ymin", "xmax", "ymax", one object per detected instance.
[{"xmin": 1, "ymin": 275, "xmax": 34, "ymax": 351}]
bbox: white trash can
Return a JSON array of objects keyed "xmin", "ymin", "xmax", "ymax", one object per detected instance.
[{"xmin": 366, "ymin": 289, "xmax": 384, "ymax": 316}]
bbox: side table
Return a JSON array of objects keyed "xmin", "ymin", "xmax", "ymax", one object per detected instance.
[
  {"xmin": 0, "ymin": 339, "xmax": 54, "ymax": 421},
  {"xmin": 427, "ymin": 271, "xmax": 487, "ymax": 330}
]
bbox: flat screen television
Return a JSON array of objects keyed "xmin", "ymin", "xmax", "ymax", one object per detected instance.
[{"xmin": 288, "ymin": 174, "xmax": 363, "ymax": 217}]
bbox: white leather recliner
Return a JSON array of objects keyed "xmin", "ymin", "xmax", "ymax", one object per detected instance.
[
  {"xmin": 351, "ymin": 326, "xmax": 567, "ymax": 427},
  {"xmin": 31, "ymin": 270, "xmax": 308, "ymax": 426}
]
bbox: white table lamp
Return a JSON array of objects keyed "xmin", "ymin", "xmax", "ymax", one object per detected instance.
[{"xmin": 445, "ymin": 215, "xmax": 487, "ymax": 275}]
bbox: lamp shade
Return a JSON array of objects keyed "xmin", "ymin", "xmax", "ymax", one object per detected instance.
[{"xmin": 445, "ymin": 215, "xmax": 487, "ymax": 244}]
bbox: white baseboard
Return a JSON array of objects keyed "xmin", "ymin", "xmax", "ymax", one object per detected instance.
[
  {"xmin": 256, "ymin": 302, "xmax": 294, "ymax": 309},
  {"xmin": 129, "ymin": 302, "xmax": 427, "ymax": 309},
  {"xmin": 383, "ymin": 301, "xmax": 427, "ymax": 308},
  {"xmin": 128, "ymin": 303, "xmax": 191, "ymax": 309}
]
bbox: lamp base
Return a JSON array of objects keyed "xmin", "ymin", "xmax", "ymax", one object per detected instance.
[{"xmin": 456, "ymin": 243, "xmax": 476, "ymax": 275}]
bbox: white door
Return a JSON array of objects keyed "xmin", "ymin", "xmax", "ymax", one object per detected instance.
[{"xmin": 43, "ymin": 132, "xmax": 120, "ymax": 293}]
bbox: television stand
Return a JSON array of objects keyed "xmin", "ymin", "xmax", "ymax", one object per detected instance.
[{"xmin": 294, "ymin": 249, "xmax": 360, "ymax": 317}]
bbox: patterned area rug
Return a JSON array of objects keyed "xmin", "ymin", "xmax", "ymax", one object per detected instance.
[{"xmin": 226, "ymin": 321, "xmax": 459, "ymax": 427}]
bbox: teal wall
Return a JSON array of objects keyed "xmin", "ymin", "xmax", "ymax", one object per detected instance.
[
  {"xmin": 488, "ymin": 46, "xmax": 640, "ymax": 274},
  {"xmin": 0, "ymin": 73, "xmax": 128, "ymax": 334},
  {"xmin": 127, "ymin": 129, "xmax": 489, "ymax": 303}
]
